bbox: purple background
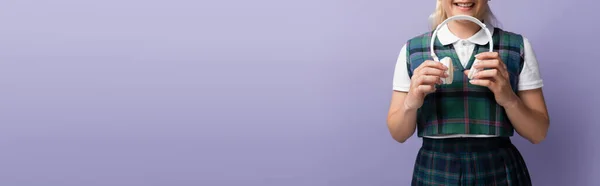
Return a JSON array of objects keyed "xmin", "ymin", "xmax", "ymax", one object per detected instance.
[{"xmin": 0, "ymin": 0, "xmax": 598, "ymax": 185}]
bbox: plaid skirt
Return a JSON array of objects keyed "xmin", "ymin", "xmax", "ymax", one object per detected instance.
[{"xmin": 411, "ymin": 137, "xmax": 532, "ymax": 186}]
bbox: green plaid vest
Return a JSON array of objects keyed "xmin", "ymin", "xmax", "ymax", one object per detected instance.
[{"xmin": 406, "ymin": 28, "xmax": 524, "ymax": 137}]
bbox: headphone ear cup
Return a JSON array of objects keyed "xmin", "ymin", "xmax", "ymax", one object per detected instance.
[
  {"xmin": 468, "ymin": 59, "xmax": 483, "ymax": 79},
  {"xmin": 439, "ymin": 57, "xmax": 453, "ymax": 84}
]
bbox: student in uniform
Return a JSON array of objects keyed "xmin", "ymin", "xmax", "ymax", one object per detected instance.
[{"xmin": 386, "ymin": 0, "xmax": 550, "ymax": 185}]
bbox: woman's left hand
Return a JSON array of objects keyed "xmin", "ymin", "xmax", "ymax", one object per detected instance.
[{"xmin": 464, "ymin": 52, "xmax": 520, "ymax": 108}]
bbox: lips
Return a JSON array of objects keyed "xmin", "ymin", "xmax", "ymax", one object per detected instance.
[
  {"xmin": 454, "ymin": 3, "xmax": 474, "ymax": 8},
  {"xmin": 453, "ymin": 1, "xmax": 475, "ymax": 11}
]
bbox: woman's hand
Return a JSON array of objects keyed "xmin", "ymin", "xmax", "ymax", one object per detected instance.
[
  {"xmin": 405, "ymin": 60, "xmax": 448, "ymax": 110},
  {"xmin": 464, "ymin": 52, "xmax": 519, "ymax": 108}
]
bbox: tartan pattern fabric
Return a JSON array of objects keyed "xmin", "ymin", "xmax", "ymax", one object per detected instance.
[
  {"xmin": 406, "ymin": 28, "xmax": 525, "ymax": 137},
  {"xmin": 411, "ymin": 137, "xmax": 532, "ymax": 186}
]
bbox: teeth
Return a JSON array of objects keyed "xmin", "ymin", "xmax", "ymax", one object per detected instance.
[{"xmin": 456, "ymin": 3, "xmax": 474, "ymax": 7}]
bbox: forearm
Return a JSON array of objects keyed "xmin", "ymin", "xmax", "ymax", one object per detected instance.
[
  {"xmin": 504, "ymin": 97, "xmax": 549, "ymax": 144},
  {"xmin": 387, "ymin": 102, "xmax": 418, "ymax": 143}
]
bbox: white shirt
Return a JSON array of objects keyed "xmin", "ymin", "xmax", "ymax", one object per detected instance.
[{"xmin": 392, "ymin": 24, "xmax": 544, "ymax": 138}]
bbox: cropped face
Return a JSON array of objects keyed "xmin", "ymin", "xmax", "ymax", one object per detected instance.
[{"xmin": 441, "ymin": 0, "xmax": 488, "ymax": 20}]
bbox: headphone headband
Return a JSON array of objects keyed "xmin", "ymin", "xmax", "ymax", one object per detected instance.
[{"xmin": 430, "ymin": 15, "xmax": 494, "ymax": 61}]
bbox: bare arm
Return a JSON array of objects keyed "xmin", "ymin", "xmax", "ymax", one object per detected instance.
[
  {"xmin": 386, "ymin": 60, "xmax": 447, "ymax": 143},
  {"xmin": 503, "ymin": 88, "xmax": 550, "ymax": 144},
  {"xmin": 386, "ymin": 91, "xmax": 418, "ymax": 143}
]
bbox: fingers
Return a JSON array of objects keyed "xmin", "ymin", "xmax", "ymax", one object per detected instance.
[
  {"xmin": 473, "ymin": 67, "xmax": 509, "ymax": 79},
  {"xmin": 417, "ymin": 75, "xmax": 443, "ymax": 85},
  {"xmin": 475, "ymin": 52, "xmax": 499, "ymax": 60},
  {"xmin": 410, "ymin": 75, "xmax": 441, "ymax": 95},
  {"xmin": 413, "ymin": 60, "xmax": 448, "ymax": 85},
  {"xmin": 417, "ymin": 85, "xmax": 436, "ymax": 94},
  {"xmin": 473, "ymin": 52, "xmax": 508, "ymax": 73},
  {"xmin": 472, "ymin": 59, "xmax": 506, "ymax": 70},
  {"xmin": 415, "ymin": 60, "xmax": 448, "ymax": 74},
  {"xmin": 469, "ymin": 79, "xmax": 495, "ymax": 91},
  {"xmin": 410, "ymin": 60, "xmax": 453, "ymax": 95},
  {"xmin": 420, "ymin": 68, "xmax": 448, "ymax": 78},
  {"xmin": 471, "ymin": 69, "xmax": 501, "ymax": 79},
  {"xmin": 468, "ymin": 68, "xmax": 511, "ymax": 92}
]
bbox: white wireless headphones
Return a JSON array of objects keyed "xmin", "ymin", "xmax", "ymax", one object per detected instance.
[{"xmin": 430, "ymin": 15, "xmax": 494, "ymax": 82}]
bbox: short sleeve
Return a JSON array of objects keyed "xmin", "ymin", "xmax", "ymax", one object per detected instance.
[
  {"xmin": 392, "ymin": 44, "xmax": 411, "ymax": 92},
  {"xmin": 518, "ymin": 37, "xmax": 544, "ymax": 91}
]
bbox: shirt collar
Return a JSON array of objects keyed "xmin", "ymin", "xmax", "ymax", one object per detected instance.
[{"xmin": 437, "ymin": 23, "xmax": 495, "ymax": 45}]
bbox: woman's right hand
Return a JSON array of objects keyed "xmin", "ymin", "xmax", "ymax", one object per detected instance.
[{"xmin": 404, "ymin": 60, "xmax": 449, "ymax": 110}]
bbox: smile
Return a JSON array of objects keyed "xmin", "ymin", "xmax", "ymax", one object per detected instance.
[{"xmin": 454, "ymin": 3, "xmax": 474, "ymax": 8}]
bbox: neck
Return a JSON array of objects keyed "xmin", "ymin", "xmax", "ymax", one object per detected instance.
[{"xmin": 448, "ymin": 20, "xmax": 481, "ymax": 39}]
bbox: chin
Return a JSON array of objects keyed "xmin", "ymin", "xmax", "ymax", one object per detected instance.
[{"xmin": 453, "ymin": 13, "xmax": 476, "ymax": 17}]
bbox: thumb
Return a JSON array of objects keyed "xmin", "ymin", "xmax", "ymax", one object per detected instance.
[{"xmin": 463, "ymin": 70, "xmax": 470, "ymax": 76}]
